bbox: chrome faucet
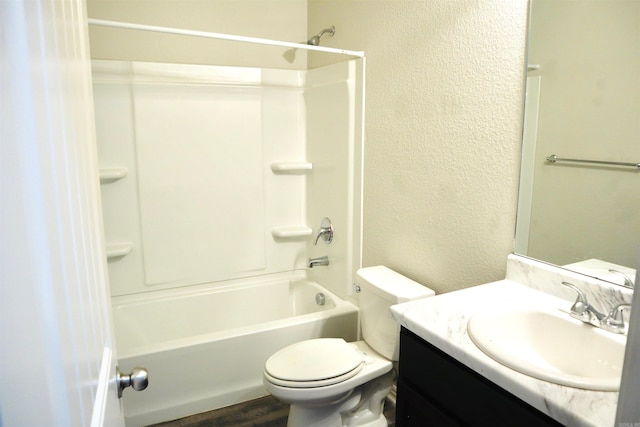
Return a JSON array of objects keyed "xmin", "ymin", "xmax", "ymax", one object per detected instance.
[
  {"xmin": 604, "ymin": 303, "xmax": 632, "ymax": 332},
  {"xmin": 308, "ymin": 256, "xmax": 329, "ymax": 268},
  {"xmin": 561, "ymin": 281, "xmax": 631, "ymax": 334},
  {"xmin": 608, "ymin": 269, "xmax": 635, "ymax": 288},
  {"xmin": 314, "ymin": 217, "xmax": 333, "ymax": 245}
]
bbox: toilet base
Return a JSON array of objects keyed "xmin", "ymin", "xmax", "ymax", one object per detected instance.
[{"xmin": 284, "ymin": 370, "xmax": 394, "ymax": 427}]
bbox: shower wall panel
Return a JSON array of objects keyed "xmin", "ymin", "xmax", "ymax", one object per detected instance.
[
  {"xmin": 133, "ymin": 84, "xmax": 264, "ymax": 286},
  {"xmin": 93, "ymin": 59, "xmax": 361, "ymax": 298},
  {"xmin": 94, "ymin": 61, "xmax": 308, "ymax": 296},
  {"xmin": 305, "ymin": 59, "xmax": 365, "ymax": 301}
]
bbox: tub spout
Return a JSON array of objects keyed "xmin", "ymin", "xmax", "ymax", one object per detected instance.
[{"xmin": 308, "ymin": 256, "xmax": 329, "ymax": 268}]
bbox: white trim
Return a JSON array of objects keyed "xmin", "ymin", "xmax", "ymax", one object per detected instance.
[
  {"xmin": 514, "ymin": 76, "xmax": 541, "ymax": 255},
  {"xmin": 615, "ymin": 254, "xmax": 640, "ymax": 424}
]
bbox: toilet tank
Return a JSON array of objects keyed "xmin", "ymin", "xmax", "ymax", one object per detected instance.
[{"xmin": 356, "ymin": 266, "xmax": 435, "ymax": 360}]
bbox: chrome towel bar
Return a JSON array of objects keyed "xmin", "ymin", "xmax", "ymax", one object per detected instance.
[{"xmin": 546, "ymin": 154, "xmax": 640, "ymax": 169}]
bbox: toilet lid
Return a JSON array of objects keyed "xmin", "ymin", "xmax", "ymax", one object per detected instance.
[{"xmin": 265, "ymin": 338, "xmax": 364, "ymax": 387}]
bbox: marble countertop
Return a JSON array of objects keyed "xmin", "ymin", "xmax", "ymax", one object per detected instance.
[{"xmin": 391, "ymin": 280, "xmax": 620, "ymax": 427}]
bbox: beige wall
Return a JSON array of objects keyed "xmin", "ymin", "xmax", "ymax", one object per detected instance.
[
  {"xmin": 88, "ymin": 0, "xmax": 529, "ymax": 294},
  {"xmin": 310, "ymin": 1, "xmax": 528, "ymax": 293},
  {"xmin": 87, "ymin": 0, "xmax": 309, "ymax": 69}
]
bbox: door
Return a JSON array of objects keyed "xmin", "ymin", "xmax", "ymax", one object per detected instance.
[{"xmin": 1, "ymin": 0, "xmax": 126, "ymax": 425}]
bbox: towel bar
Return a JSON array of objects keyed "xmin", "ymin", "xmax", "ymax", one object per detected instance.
[{"xmin": 546, "ymin": 154, "xmax": 640, "ymax": 169}]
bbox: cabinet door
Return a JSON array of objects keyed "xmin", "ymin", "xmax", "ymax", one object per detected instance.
[
  {"xmin": 396, "ymin": 328, "xmax": 562, "ymax": 427},
  {"xmin": 396, "ymin": 379, "xmax": 462, "ymax": 427}
]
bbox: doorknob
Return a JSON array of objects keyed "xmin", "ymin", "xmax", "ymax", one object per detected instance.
[{"xmin": 116, "ymin": 366, "xmax": 148, "ymax": 398}]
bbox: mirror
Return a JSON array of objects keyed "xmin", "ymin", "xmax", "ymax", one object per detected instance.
[{"xmin": 514, "ymin": 0, "xmax": 639, "ymax": 287}]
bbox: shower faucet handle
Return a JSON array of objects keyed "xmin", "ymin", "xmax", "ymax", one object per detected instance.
[{"xmin": 314, "ymin": 217, "xmax": 333, "ymax": 245}]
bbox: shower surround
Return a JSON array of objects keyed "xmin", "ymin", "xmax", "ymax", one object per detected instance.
[{"xmin": 93, "ymin": 58, "xmax": 364, "ymax": 424}]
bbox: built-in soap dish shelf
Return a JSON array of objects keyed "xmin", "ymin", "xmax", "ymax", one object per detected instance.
[
  {"xmin": 271, "ymin": 226, "xmax": 313, "ymax": 239},
  {"xmin": 270, "ymin": 162, "xmax": 313, "ymax": 175},
  {"xmin": 106, "ymin": 242, "xmax": 133, "ymax": 260},
  {"xmin": 100, "ymin": 167, "xmax": 128, "ymax": 183}
]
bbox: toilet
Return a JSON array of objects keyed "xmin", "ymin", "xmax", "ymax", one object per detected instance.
[{"xmin": 263, "ymin": 266, "xmax": 435, "ymax": 427}]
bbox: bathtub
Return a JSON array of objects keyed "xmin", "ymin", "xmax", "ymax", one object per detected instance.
[{"xmin": 112, "ymin": 275, "xmax": 359, "ymax": 426}]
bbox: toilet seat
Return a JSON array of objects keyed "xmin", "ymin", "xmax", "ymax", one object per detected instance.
[{"xmin": 264, "ymin": 338, "xmax": 364, "ymax": 388}]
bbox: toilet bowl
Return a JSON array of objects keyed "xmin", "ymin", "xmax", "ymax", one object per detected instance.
[{"xmin": 263, "ymin": 266, "xmax": 435, "ymax": 427}]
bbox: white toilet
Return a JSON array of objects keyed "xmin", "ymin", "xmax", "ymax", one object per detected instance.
[{"xmin": 263, "ymin": 266, "xmax": 435, "ymax": 427}]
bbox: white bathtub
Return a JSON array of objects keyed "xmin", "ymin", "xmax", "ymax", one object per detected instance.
[{"xmin": 112, "ymin": 276, "xmax": 359, "ymax": 426}]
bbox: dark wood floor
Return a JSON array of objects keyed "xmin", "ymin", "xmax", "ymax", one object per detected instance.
[{"xmin": 151, "ymin": 394, "xmax": 396, "ymax": 427}]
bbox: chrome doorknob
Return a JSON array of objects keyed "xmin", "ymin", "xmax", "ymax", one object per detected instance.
[{"xmin": 117, "ymin": 366, "xmax": 148, "ymax": 398}]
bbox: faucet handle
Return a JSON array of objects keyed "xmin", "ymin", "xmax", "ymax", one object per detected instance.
[
  {"xmin": 608, "ymin": 269, "xmax": 635, "ymax": 288},
  {"xmin": 603, "ymin": 303, "xmax": 632, "ymax": 332},
  {"xmin": 313, "ymin": 217, "xmax": 333, "ymax": 245},
  {"xmin": 561, "ymin": 282, "xmax": 590, "ymax": 316}
]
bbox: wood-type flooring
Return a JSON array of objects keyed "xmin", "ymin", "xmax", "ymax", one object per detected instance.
[{"xmin": 151, "ymin": 394, "xmax": 396, "ymax": 427}]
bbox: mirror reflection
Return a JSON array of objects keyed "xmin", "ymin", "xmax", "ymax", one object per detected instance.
[{"xmin": 515, "ymin": 0, "xmax": 639, "ymax": 287}]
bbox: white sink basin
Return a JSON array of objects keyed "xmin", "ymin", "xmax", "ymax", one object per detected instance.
[{"xmin": 467, "ymin": 308, "xmax": 626, "ymax": 391}]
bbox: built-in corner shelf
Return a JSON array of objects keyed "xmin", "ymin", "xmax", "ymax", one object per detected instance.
[
  {"xmin": 271, "ymin": 226, "xmax": 313, "ymax": 239},
  {"xmin": 100, "ymin": 167, "xmax": 128, "ymax": 183},
  {"xmin": 106, "ymin": 242, "xmax": 133, "ymax": 260},
  {"xmin": 270, "ymin": 162, "xmax": 313, "ymax": 175}
]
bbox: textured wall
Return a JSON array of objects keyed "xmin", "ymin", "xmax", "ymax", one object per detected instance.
[{"xmin": 309, "ymin": 1, "xmax": 529, "ymax": 293}]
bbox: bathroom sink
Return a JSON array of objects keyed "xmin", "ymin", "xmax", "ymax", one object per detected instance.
[{"xmin": 467, "ymin": 308, "xmax": 626, "ymax": 391}]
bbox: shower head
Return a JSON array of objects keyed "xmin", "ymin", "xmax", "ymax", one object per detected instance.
[{"xmin": 307, "ymin": 26, "xmax": 335, "ymax": 46}]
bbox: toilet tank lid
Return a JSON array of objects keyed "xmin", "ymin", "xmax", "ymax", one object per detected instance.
[{"xmin": 356, "ymin": 266, "xmax": 435, "ymax": 303}]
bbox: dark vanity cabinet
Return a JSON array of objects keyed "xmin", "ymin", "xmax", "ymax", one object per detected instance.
[{"xmin": 395, "ymin": 328, "xmax": 563, "ymax": 427}]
